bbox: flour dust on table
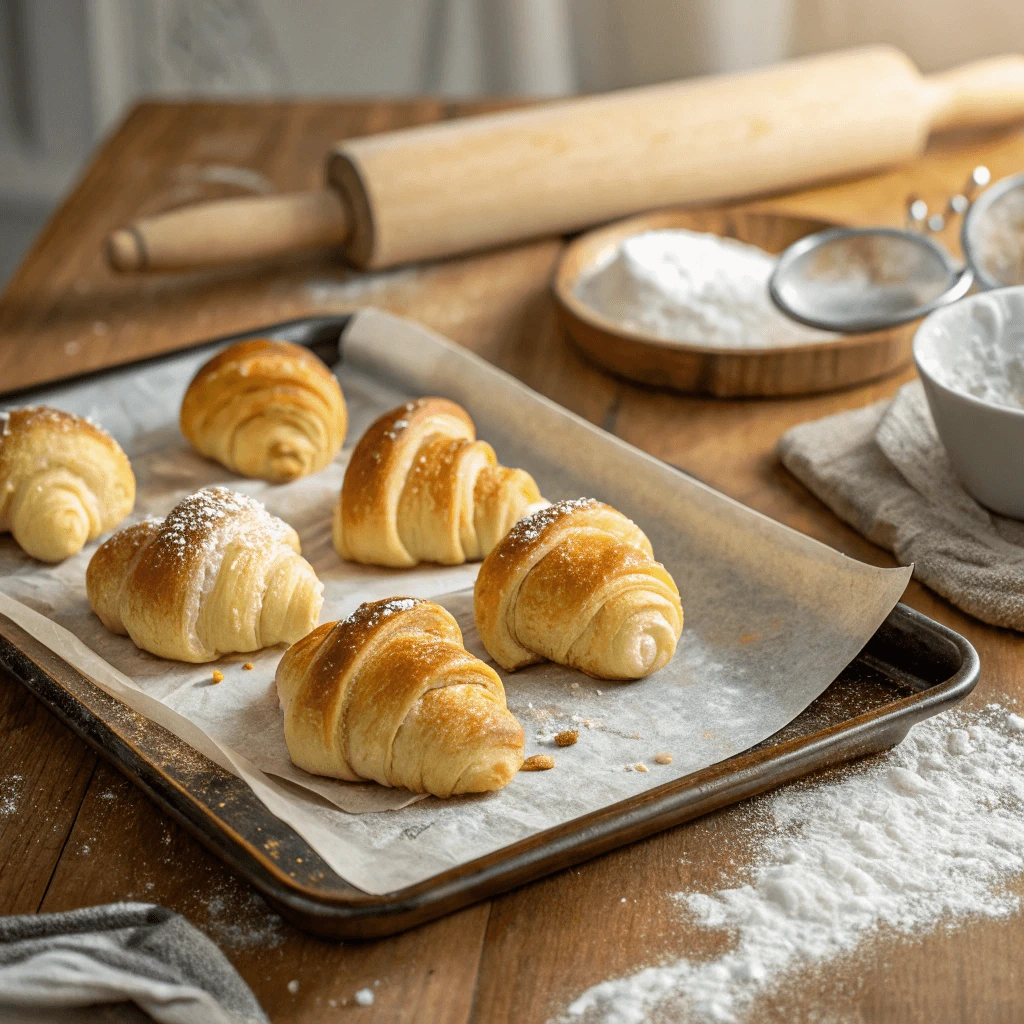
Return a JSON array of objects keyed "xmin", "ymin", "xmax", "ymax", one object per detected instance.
[
  {"xmin": 575, "ymin": 230, "xmax": 840, "ymax": 349},
  {"xmin": 561, "ymin": 704, "xmax": 1024, "ymax": 1024}
]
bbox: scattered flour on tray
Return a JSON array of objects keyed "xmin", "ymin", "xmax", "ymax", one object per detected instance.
[
  {"xmin": 574, "ymin": 229, "xmax": 840, "ymax": 349},
  {"xmin": 561, "ymin": 704, "xmax": 1024, "ymax": 1024}
]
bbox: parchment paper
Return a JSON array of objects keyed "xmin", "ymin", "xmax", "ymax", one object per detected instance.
[{"xmin": 0, "ymin": 309, "xmax": 910, "ymax": 894}]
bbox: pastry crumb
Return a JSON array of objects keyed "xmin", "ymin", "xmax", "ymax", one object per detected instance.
[
  {"xmin": 555, "ymin": 729, "xmax": 579, "ymax": 747},
  {"xmin": 654, "ymin": 752, "xmax": 673, "ymax": 765},
  {"xmin": 521, "ymin": 754, "xmax": 555, "ymax": 771},
  {"xmin": 635, "ymin": 763, "xmax": 649, "ymax": 773},
  {"xmin": 211, "ymin": 669, "xmax": 224, "ymax": 684},
  {"xmin": 243, "ymin": 662, "xmax": 254, "ymax": 670}
]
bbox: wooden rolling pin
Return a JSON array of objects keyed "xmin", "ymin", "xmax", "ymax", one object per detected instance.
[{"xmin": 107, "ymin": 46, "xmax": 1024, "ymax": 274}]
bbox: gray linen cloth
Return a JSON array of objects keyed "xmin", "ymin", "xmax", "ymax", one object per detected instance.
[
  {"xmin": 0, "ymin": 903, "xmax": 269, "ymax": 1024},
  {"xmin": 778, "ymin": 380, "xmax": 1024, "ymax": 631}
]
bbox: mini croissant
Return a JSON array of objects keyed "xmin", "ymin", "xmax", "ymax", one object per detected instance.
[
  {"xmin": 180, "ymin": 338, "xmax": 347, "ymax": 483},
  {"xmin": 474, "ymin": 499, "xmax": 683, "ymax": 680},
  {"xmin": 87, "ymin": 487, "xmax": 323, "ymax": 662},
  {"xmin": 276, "ymin": 597, "xmax": 525, "ymax": 797},
  {"xmin": 333, "ymin": 397, "xmax": 544, "ymax": 568},
  {"xmin": 0, "ymin": 406, "xmax": 135, "ymax": 563}
]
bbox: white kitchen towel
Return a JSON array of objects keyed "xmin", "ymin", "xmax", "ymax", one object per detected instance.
[{"xmin": 778, "ymin": 380, "xmax": 1024, "ymax": 631}]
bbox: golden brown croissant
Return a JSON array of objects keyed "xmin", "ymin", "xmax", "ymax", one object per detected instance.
[
  {"xmin": 0, "ymin": 406, "xmax": 135, "ymax": 563},
  {"xmin": 86, "ymin": 487, "xmax": 323, "ymax": 662},
  {"xmin": 474, "ymin": 498, "xmax": 683, "ymax": 680},
  {"xmin": 180, "ymin": 338, "xmax": 347, "ymax": 483},
  {"xmin": 333, "ymin": 397, "xmax": 544, "ymax": 567},
  {"xmin": 276, "ymin": 597, "xmax": 525, "ymax": 796}
]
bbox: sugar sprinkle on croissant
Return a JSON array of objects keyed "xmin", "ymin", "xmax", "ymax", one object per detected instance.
[
  {"xmin": 0, "ymin": 405, "xmax": 135, "ymax": 562},
  {"xmin": 474, "ymin": 498, "xmax": 683, "ymax": 680},
  {"xmin": 87, "ymin": 486, "xmax": 323, "ymax": 662},
  {"xmin": 276, "ymin": 596, "xmax": 525, "ymax": 796}
]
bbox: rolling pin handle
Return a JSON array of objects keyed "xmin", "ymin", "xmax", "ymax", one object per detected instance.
[
  {"xmin": 926, "ymin": 56, "xmax": 1024, "ymax": 133},
  {"xmin": 104, "ymin": 189, "xmax": 351, "ymax": 273}
]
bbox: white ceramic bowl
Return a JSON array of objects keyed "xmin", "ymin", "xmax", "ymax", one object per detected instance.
[{"xmin": 913, "ymin": 286, "xmax": 1024, "ymax": 518}]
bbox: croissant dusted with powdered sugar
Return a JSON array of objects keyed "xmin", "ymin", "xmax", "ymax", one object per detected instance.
[
  {"xmin": 333, "ymin": 397, "xmax": 545, "ymax": 568},
  {"xmin": 87, "ymin": 487, "xmax": 323, "ymax": 662},
  {"xmin": 474, "ymin": 498, "xmax": 683, "ymax": 680},
  {"xmin": 180, "ymin": 338, "xmax": 347, "ymax": 483},
  {"xmin": 276, "ymin": 597, "xmax": 525, "ymax": 797},
  {"xmin": 0, "ymin": 406, "xmax": 135, "ymax": 563}
]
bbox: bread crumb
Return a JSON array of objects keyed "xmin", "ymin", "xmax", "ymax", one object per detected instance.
[
  {"xmin": 211, "ymin": 670, "xmax": 224, "ymax": 684},
  {"xmin": 243, "ymin": 662, "xmax": 254, "ymax": 671},
  {"xmin": 636, "ymin": 763, "xmax": 649, "ymax": 773},
  {"xmin": 521, "ymin": 754, "xmax": 555, "ymax": 771},
  {"xmin": 555, "ymin": 729, "xmax": 578, "ymax": 747},
  {"xmin": 654, "ymin": 752, "xmax": 673, "ymax": 765}
]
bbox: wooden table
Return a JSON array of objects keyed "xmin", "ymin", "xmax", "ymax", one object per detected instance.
[{"xmin": 1, "ymin": 99, "xmax": 1023, "ymax": 1023}]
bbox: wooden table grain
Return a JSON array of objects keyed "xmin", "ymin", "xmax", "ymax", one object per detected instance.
[{"xmin": 2, "ymin": 99, "xmax": 1024, "ymax": 1023}]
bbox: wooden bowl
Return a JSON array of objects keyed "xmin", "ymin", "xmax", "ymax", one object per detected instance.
[{"xmin": 554, "ymin": 207, "xmax": 915, "ymax": 397}]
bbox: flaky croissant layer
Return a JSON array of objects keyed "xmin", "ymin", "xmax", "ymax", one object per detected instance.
[
  {"xmin": 474, "ymin": 498, "xmax": 684, "ymax": 680},
  {"xmin": 333, "ymin": 397, "xmax": 545, "ymax": 568},
  {"xmin": 180, "ymin": 339, "xmax": 347, "ymax": 483},
  {"xmin": 0, "ymin": 406, "xmax": 135, "ymax": 562},
  {"xmin": 87, "ymin": 487, "xmax": 323, "ymax": 662},
  {"xmin": 276, "ymin": 597, "xmax": 525, "ymax": 797}
]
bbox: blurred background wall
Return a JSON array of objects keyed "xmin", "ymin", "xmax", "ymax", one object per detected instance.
[{"xmin": 1, "ymin": 0, "xmax": 1022, "ymax": 283}]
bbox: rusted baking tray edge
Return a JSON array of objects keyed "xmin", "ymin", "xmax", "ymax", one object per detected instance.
[{"xmin": 0, "ymin": 316, "xmax": 981, "ymax": 940}]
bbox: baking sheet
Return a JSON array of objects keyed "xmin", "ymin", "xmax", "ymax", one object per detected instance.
[{"xmin": 0, "ymin": 309, "xmax": 910, "ymax": 895}]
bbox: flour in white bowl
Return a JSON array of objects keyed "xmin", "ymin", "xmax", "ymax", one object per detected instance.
[
  {"xmin": 574, "ymin": 229, "xmax": 840, "ymax": 349},
  {"xmin": 928, "ymin": 293, "xmax": 1024, "ymax": 411},
  {"xmin": 560, "ymin": 704, "xmax": 1024, "ymax": 1024}
]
